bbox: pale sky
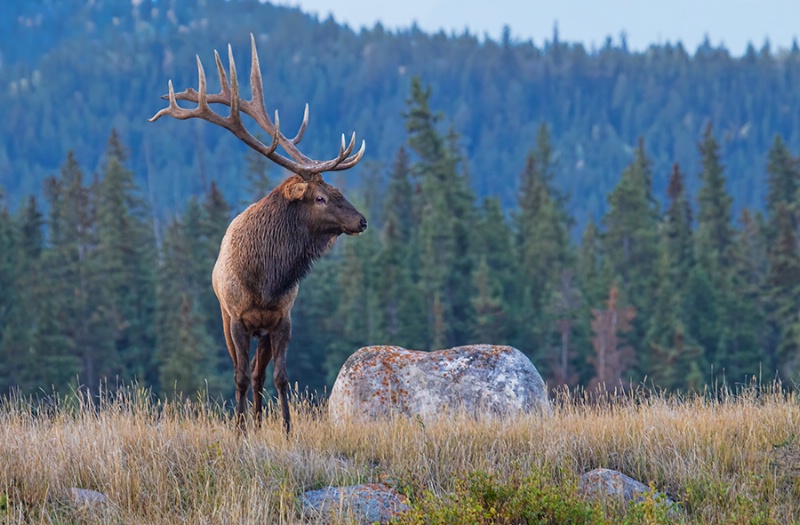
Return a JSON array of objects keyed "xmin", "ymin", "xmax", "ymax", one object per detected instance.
[{"xmin": 277, "ymin": 0, "xmax": 800, "ymax": 56}]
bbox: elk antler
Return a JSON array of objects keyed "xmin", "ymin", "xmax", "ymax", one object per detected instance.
[{"xmin": 149, "ymin": 34, "xmax": 365, "ymax": 179}]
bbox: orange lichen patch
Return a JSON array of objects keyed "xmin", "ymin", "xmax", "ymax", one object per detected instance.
[
  {"xmin": 354, "ymin": 483, "xmax": 410, "ymax": 504},
  {"xmin": 347, "ymin": 345, "xmax": 514, "ymax": 371}
]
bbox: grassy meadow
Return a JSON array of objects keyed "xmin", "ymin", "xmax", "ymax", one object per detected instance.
[{"xmin": 0, "ymin": 383, "xmax": 799, "ymax": 524}]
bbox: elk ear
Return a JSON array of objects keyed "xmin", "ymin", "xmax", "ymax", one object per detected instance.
[{"xmin": 283, "ymin": 181, "xmax": 309, "ymax": 201}]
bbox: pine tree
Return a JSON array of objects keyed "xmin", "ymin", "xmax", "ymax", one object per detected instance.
[
  {"xmin": 326, "ymin": 230, "xmax": 380, "ymax": 385},
  {"xmin": 0, "ymin": 196, "xmax": 45, "ymax": 394},
  {"xmin": 763, "ymin": 135, "xmax": 800, "ymax": 379},
  {"xmin": 173, "ymin": 193, "xmax": 222, "ymax": 355},
  {"xmin": 376, "ymin": 148, "xmax": 427, "ymax": 349},
  {"xmin": 470, "ymin": 197, "xmax": 516, "ymax": 344},
  {"xmin": 513, "ymin": 123, "xmax": 572, "ymax": 363},
  {"xmin": 694, "ymin": 124, "xmax": 735, "ymax": 372},
  {"xmin": 683, "ymin": 263, "xmax": 719, "ymax": 376},
  {"xmin": 158, "ymin": 294, "xmax": 225, "ymax": 396},
  {"xmin": 94, "ymin": 130, "xmax": 158, "ymax": 384},
  {"xmin": 765, "ymin": 135, "xmax": 799, "ymax": 241},
  {"xmin": 471, "ymin": 256, "xmax": 507, "ymax": 344},
  {"xmin": 576, "ymin": 218, "xmax": 609, "ymax": 308},
  {"xmin": 0, "ymin": 191, "xmax": 13, "ymax": 315},
  {"xmin": 0, "ymin": 189, "xmax": 17, "ymax": 391},
  {"xmin": 766, "ymin": 203, "xmax": 800, "ymax": 379},
  {"xmin": 725, "ymin": 210, "xmax": 768, "ymax": 381},
  {"xmin": 200, "ymin": 181, "xmax": 232, "ymax": 361},
  {"xmin": 373, "ymin": 150, "xmax": 416, "ymax": 345},
  {"xmin": 404, "ymin": 77, "xmax": 475, "ymax": 349},
  {"xmin": 155, "ymin": 185, "xmax": 231, "ymax": 397},
  {"xmin": 575, "ymin": 218, "xmax": 610, "ymax": 384},
  {"xmin": 405, "ymin": 78, "xmax": 445, "ymax": 167},
  {"xmin": 444, "ymin": 127, "xmax": 477, "ymax": 344},
  {"xmin": 696, "ymin": 125, "xmax": 734, "ymax": 261},
  {"xmin": 602, "ymin": 138, "xmax": 659, "ymax": 298},
  {"xmin": 155, "ymin": 213, "xmax": 227, "ymax": 397},
  {"xmin": 662, "ymin": 164, "xmax": 695, "ymax": 278},
  {"xmin": 601, "ymin": 138, "xmax": 659, "ymax": 371},
  {"xmin": 38, "ymin": 152, "xmax": 93, "ymax": 392},
  {"xmin": 645, "ymin": 164, "xmax": 704, "ymax": 389},
  {"xmin": 290, "ymin": 256, "xmax": 343, "ymax": 393}
]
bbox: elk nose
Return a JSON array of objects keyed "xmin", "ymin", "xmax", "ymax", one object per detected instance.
[{"xmin": 359, "ymin": 217, "xmax": 368, "ymax": 231}]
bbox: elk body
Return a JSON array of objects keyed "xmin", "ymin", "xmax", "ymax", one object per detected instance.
[{"xmin": 150, "ymin": 35, "xmax": 367, "ymax": 432}]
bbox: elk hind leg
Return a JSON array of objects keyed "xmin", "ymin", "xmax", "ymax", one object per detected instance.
[
  {"xmin": 229, "ymin": 317, "xmax": 251, "ymax": 428},
  {"xmin": 252, "ymin": 333, "xmax": 273, "ymax": 426},
  {"xmin": 270, "ymin": 318, "xmax": 292, "ymax": 434}
]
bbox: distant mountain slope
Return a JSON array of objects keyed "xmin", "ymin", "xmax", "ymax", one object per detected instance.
[{"xmin": 3, "ymin": 0, "xmax": 800, "ymax": 230}]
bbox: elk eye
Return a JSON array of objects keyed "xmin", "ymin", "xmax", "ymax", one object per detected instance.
[{"xmin": 315, "ymin": 196, "xmax": 326, "ymax": 204}]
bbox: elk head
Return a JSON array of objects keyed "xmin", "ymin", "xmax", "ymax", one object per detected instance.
[{"xmin": 278, "ymin": 174, "xmax": 368, "ymax": 237}]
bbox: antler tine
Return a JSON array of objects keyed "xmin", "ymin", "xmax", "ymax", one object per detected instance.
[
  {"xmin": 158, "ymin": 50, "xmax": 231, "ymax": 107},
  {"xmin": 268, "ymin": 110, "xmax": 280, "ymax": 155},
  {"xmin": 214, "ymin": 50, "xmax": 231, "ymax": 98},
  {"xmin": 196, "ymin": 56, "xmax": 209, "ymax": 109},
  {"xmin": 343, "ymin": 132, "xmax": 357, "ymax": 158},
  {"xmin": 290, "ymin": 104, "xmax": 309, "ymax": 145},
  {"xmin": 247, "ymin": 35, "xmax": 314, "ymax": 166},
  {"xmin": 307, "ymin": 132, "xmax": 362, "ymax": 173},
  {"xmin": 246, "ymin": 34, "xmax": 281, "ymax": 156},
  {"xmin": 227, "ymin": 45, "xmax": 241, "ymax": 124},
  {"xmin": 222, "ymin": 44, "xmax": 284, "ymax": 157},
  {"xmin": 248, "ymin": 34, "xmax": 270, "ymax": 124},
  {"xmin": 331, "ymin": 139, "xmax": 366, "ymax": 171},
  {"xmin": 331, "ymin": 132, "xmax": 356, "ymax": 161},
  {"xmin": 148, "ymin": 80, "xmax": 183, "ymax": 122},
  {"xmin": 328, "ymin": 132, "xmax": 356, "ymax": 165}
]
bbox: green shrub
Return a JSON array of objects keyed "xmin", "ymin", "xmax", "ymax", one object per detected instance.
[
  {"xmin": 398, "ymin": 469, "xmax": 608, "ymax": 525},
  {"xmin": 623, "ymin": 490, "xmax": 681, "ymax": 525}
]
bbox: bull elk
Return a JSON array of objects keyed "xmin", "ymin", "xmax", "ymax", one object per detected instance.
[{"xmin": 150, "ymin": 35, "xmax": 367, "ymax": 433}]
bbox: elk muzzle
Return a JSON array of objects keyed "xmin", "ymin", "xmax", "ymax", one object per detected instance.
[{"xmin": 345, "ymin": 214, "xmax": 368, "ymax": 236}]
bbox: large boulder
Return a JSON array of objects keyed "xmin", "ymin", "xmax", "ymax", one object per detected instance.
[{"xmin": 328, "ymin": 345, "xmax": 549, "ymax": 421}]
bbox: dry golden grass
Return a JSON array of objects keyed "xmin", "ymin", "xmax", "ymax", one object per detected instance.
[{"xmin": 1, "ymin": 383, "xmax": 799, "ymax": 524}]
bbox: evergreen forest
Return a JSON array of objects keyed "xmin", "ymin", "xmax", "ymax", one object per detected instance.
[{"xmin": 1, "ymin": 0, "xmax": 799, "ymax": 398}]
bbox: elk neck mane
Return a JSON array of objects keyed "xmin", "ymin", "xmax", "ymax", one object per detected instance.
[{"xmin": 232, "ymin": 182, "xmax": 336, "ymax": 300}]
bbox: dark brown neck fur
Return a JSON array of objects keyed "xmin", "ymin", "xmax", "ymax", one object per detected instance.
[{"xmin": 232, "ymin": 186, "xmax": 336, "ymax": 302}]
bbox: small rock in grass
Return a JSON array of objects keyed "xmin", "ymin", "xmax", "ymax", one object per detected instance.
[
  {"xmin": 579, "ymin": 468, "xmax": 679, "ymax": 514},
  {"xmin": 67, "ymin": 488, "xmax": 108, "ymax": 506},
  {"xmin": 301, "ymin": 483, "xmax": 409, "ymax": 524}
]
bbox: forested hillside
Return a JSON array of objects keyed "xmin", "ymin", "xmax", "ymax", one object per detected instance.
[
  {"xmin": 1, "ymin": 0, "xmax": 799, "ymax": 398},
  {"xmin": 3, "ymin": 0, "xmax": 800, "ymax": 225}
]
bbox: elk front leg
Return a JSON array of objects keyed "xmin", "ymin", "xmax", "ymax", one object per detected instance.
[
  {"xmin": 270, "ymin": 317, "xmax": 292, "ymax": 434},
  {"xmin": 230, "ymin": 318, "xmax": 251, "ymax": 429},
  {"xmin": 252, "ymin": 333, "xmax": 273, "ymax": 426}
]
